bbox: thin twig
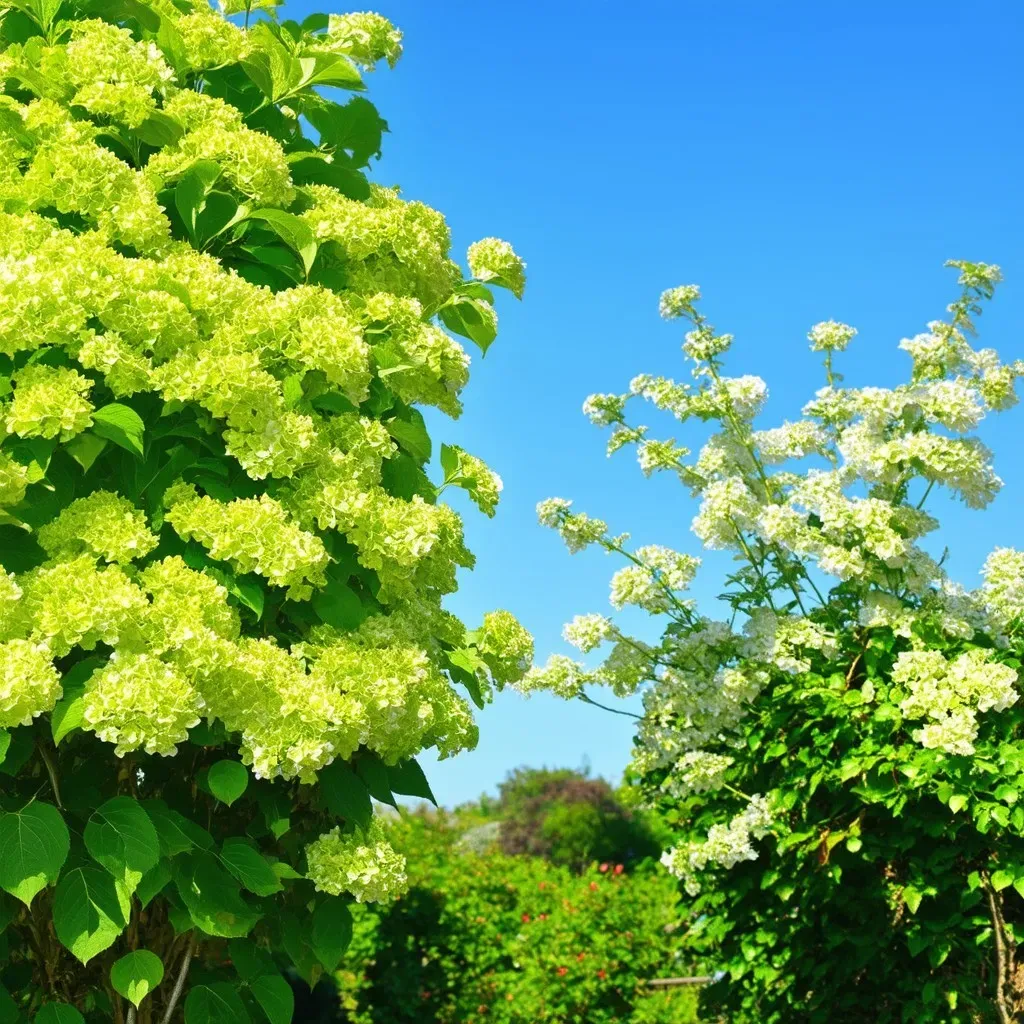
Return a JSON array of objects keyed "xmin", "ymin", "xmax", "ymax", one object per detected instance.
[
  {"xmin": 645, "ymin": 976, "xmax": 713, "ymax": 987},
  {"xmin": 578, "ymin": 692, "xmax": 642, "ymax": 720},
  {"xmin": 159, "ymin": 936, "xmax": 195, "ymax": 1024},
  {"xmin": 38, "ymin": 742, "xmax": 62, "ymax": 810},
  {"xmin": 982, "ymin": 871, "xmax": 1012, "ymax": 1024}
]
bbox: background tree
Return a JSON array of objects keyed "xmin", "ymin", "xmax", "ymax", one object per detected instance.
[{"xmin": 495, "ymin": 766, "xmax": 659, "ymax": 871}]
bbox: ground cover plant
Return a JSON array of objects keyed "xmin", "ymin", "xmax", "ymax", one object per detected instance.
[
  {"xmin": 525, "ymin": 263, "xmax": 1024, "ymax": 1021},
  {"xmin": 0, "ymin": 0, "xmax": 530, "ymax": 1019}
]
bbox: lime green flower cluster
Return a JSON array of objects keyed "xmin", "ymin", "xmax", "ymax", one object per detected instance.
[{"xmin": 0, "ymin": 0, "xmax": 529, "ymax": 939}]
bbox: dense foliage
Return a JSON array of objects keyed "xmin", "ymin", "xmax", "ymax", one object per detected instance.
[
  {"xmin": 494, "ymin": 766, "xmax": 659, "ymax": 871},
  {"xmin": 0, "ymin": 0, "xmax": 530, "ymax": 1020},
  {"xmin": 526, "ymin": 264, "xmax": 1024, "ymax": 1021},
  {"xmin": 335, "ymin": 803, "xmax": 700, "ymax": 1024}
]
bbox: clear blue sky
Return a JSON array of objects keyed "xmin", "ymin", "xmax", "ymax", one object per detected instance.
[{"xmin": 292, "ymin": 1, "xmax": 1024, "ymax": 806}]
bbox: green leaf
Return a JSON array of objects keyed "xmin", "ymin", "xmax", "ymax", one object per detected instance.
[
  {"xmin": 184, "ymin": 983, "xmax": 250, "ymax": 1024},
  {"xmin": 286, "ymin": 154, "xmax": 369, "ymax": 200},
  {"xmin": 90, "ymin": 404, "xmax": 145, "ymax": 459},
  {"xmin": 311, "ymin": 898, "xmax": 353, "ymax": 971},
  {"xmin": 228, "ymin": 938, "xmax": 276, "ymax": 982},
  {"xmin": 991, "ymin": 869, "xmax": 1015, "ymax": 892},
  {"xmin": 355, "ymin": 752, "xmax": 396, "ymax": 809},
  {"xmin": 302, "ymin": 95, "xmax": 384, "ymax": 167},
  {"xmin": 246, "ymin": 210, "xmax": 318, "ymax": 277},
  {"xmin": 136, "ymin": 861, "xmax": 171, "ymax": 909},
  {"xmin": 386, "ymin": 416, "xmax": 431, "ymax": 463},
  {"xmin": 903, "ymin": 886, "xmax": 923, "ymax": 914},
  {"xmin": 64, "ymin": 431, "xmax": 108, "ymax": 472},
  {"xmin": 319, "ymin": 760, "xmax": 372, "ymax": 830},
  {"xmin": 84, "ymin": 797, "xmax": 160, "ymax": 895},
  {"xmin": 173, "ymin": 853, "xmax": 261, "ymax": 939},
  {"xmin": 299, "ymin": 52, "xmax": 364, "ymax": 91},
  {"xmin": 251, "ymin": 974, "xmax": 294, "ymax": 1024},
  {"xmin": 0, "ymin": 727, "xmax": 34, "ymax": 776},
  {"xmin": 34, "ymin": 1005, "xmax": 85, "ymax": 1024},
  {"xmin": 175, "ymin": 160, "xmax": 222, "ymax": 238},
  {"xmin": 0, "ymin": 732, "xmax": 8, "ymax": 767},
  {"xmin": 949, "ymin": 793, "xmax": 969, "ymax": 814},
  {"xmin": 1012, "ymin": 877, "xmax": 1024, "ymax": 900},
  {"xmin": 53, "ymin": 867, "xmax": 130, "ymax": 964},
  {"xmin": 144, "ymin": 800, "xmax": 214, "ymax": 856},
  {"xmin": 311, "ymin": 576, "xmax": 364, "ymax": 630},
  {"xmin": 387, "ymin": 758, "xmax": 436, "ymax": 806},
  {"xmin": 208, "ymin": 761, "xmax": 249, "ymax": 807},
  {"xmin": 437, "ymin": 295, "xmax": 497, "ymax": 354},
  {"xmin": 135, "ymin": 109, "xmax": 184, "ymax": 148},
  {"xmin": 111, "ymin": 949, "xmax": 164, "ymax": 1008},
  {"xmin": 0, "ymin": 802, "xmax": 70, "ymax": 906},
  {"xmin": 51, "ymin": 658, "xmax": 103, "ymax": 746},
  {"xmin": 220, "ymin": 839, "xmax": 282, "ymax": 897}
]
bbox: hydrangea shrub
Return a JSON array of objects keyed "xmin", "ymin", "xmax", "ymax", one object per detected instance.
[
  {"xmin": 527, "ymin": 263, "xmax": 1024, "ymax": 1022},
  {"xmin": 0, "ymin": 2, "xmax": 530, "ymax": 1020}
]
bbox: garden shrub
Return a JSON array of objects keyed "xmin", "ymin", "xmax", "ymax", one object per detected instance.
[
  {"xmin": 524, "ymin": 263, "xmax": 1024, "ymax": 1022},
  {"xmin": 335, "ymin": 809, "xmax": 701, "ymax": 1024},
  {"xmin": 0, "ymin": 1, "xmax": 529, "ymax": 1020}
]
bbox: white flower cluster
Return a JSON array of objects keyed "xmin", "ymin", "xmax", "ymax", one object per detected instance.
[
  {"xmin": 892, "ymin": 649, "xmax": 1018, "ymax": 755},
  {"xmin": 305, "ymin": 821, "xmax": 408, "ymax": 903},
  {"xmin": 661, "ymin": 794, "xmax": 775, "ymax": 895}
]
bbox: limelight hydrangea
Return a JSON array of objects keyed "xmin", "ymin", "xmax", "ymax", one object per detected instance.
[
  {"xmin": 467, "ymin": 238, "xmax": 526, "ymax": 299},
  {"xmin": 305, "ymin": 821, "xmax": 408, "ymax": 902},
  {"xmin": 6, "ymin": 366, "xmax": 94, "ymax": 440},
  {"xmin": 0, "ymin": 0, "xmax": 526, "ymax": 811},
  {"xmin": 82, "ymin": 652, "xmax": 204, "ymax": 756},
  {"xmin": 0, "ymin": 640, "xmax": 62, "ymax": 728},
  {"xmin": 37, "ymin": 491, "xmax": 158, "ymax": 564},
  {"xmin": 659, "ymin": 285, "xmax": 701, "ymax": 320},
  {"xmin": 808, "ymin": 320, "xmax": 857, "ymax": 352}
]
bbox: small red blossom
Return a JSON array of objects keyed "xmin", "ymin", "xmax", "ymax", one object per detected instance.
[
  {"xmin": 521, "ymin": 913, "xmax": 530, "ymax": 923},
  {"xmin": 597, "ymin": 969, "xmax": 607, "ymax": 980},
  {"xmin": 589, "ymin": 881, "xmax": 599, "ymax": 891},
  {"xmin": 614, "ymin": 864, "xmax": 624, "ymax": 875},
  {"xmin": 599, "ymin": 862, "xmax": 609, "ymax": 873},
  {"xmin": 576, "ymin": 952, "xmax": 586, "ymax": 961},
  {"xmin": 538, "ymin": 913, "xmax": 548, "ymax": 920},
  {"xmin": 556, "ymin": 967, "xmax": 568, "ymax": 977}
]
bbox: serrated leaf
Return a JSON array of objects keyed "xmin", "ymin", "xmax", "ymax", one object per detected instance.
[
  {"xmin": 111, "ymin": 949, "xmax": 164, "ymax": 1008},
  {"xmin": 84, "ymin": 797, "xmax": 159, "ymax": 895},
  {"xmin": 208, "ymin": 761, "xmax": 249, "ymax": 807},
  {"xmin": 220, "ymin": 839, "xmax": 282, "ymax": 897},
  {"xmin": 903, "ymin": 886, "xmax": 923, "ymax": 914},
  {"xmin": 311, "ymin": 898, "xmax": 353, "ymax": 971},
  {"xmin": 298, "ymin": 52, "xmax": 364, "ymax": 92},
  {"xmin": 90, "ymin": 404, "xmax": 145, "ymax": 459},
  {"xmin": 437, "ymin": 295, "xmax": 497, "ymax": 354},
  {"xmin": 251, "ymin": 974, "xmax": 294, "ymax": 1024},
  {"xmin": 0, "ymin": 802, "xmax": 70, "ymax": 905},
  {"xmin": 246, "ymin": 209, "xmax": 317, "ymax": 277},
  {"xmin": 949, "ymin": 793, "xmax": 969, "ymax": 814},
  {"xmin": 319, "ymin": 760, "xmax": 371, "ymax": 829},
  {"xmin": 387, "ymin": 758, "xmax": 436, "ymax": 806},
  {"xmin": 53, "ymin": 867, "xmax": 129, "ymax": 964}
]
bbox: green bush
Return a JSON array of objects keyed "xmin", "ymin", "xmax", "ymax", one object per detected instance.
[
  {"xmin": 0, "ymin": 1, "xmax": 528, "ymax": 1020},
  {"xmin": 336, "ymin": 811, "xmax": 702, "ymax": 1024},
  {"xmin": 526, "ymin": 265, "xmax": 1024, "ymax": 1022}
]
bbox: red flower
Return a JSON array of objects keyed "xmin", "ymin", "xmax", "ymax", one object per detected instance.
[
  {"xmin": 614, "ymin": 864, "xmax": 624, "ymax": 875},
  {"xmin": 576, "ymin": 952, "xmax": 586, "ymax": 961},
  {"xmin": 556, "ymin": 967, "xmax": 568, "ymax": 977},
  {"xmin": 597, "ymin": 969, "xmax": 607, "ymax": 980},
  {"xmin": 521, "ymin": 913, "xmax": 530, "ymax": 923},
  {"xmin": 538, "ymin": 913, "xmax": 548, "ymax": 920},
  {"xmin": 589, "ymin": 882, "xmax": 599, "ymax": 891},
  {"xmin": 599, "ymin": 862, "xmax": 609, "ymax": 873}
]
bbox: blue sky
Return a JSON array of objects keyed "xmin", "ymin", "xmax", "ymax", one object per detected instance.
[{"xmin": 292, "ymin": 1, "xmax": 1024, "ymax": 806}]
